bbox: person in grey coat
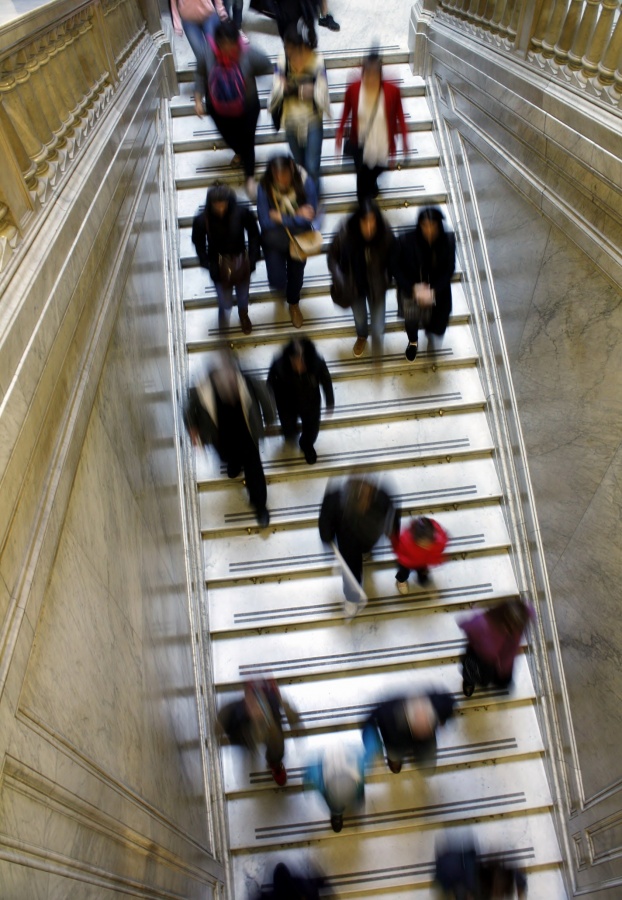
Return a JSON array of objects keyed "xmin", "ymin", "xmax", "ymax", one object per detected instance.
[
  {"xmin": 184, "ymin": 354, "xmax": 275, "ymax": 526},
  {"xmin": 195, "ymin": 21, "xmax": 272, "ymax": 199}
]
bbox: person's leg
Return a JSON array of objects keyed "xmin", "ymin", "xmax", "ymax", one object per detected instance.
[
  {"xmin": 263, "ymin": 248, "xmax": 287, "ymax": 293},
  {"xmin": 242, "ymin": 441, "xmax": 268, "ymax": 517},
  {"xmin": 299, "ymin": 402, "xmax": 320, "ymax": 452},
  {"xmin": 234, "ymin": 279, "xmax": 252, "ymax": 333},
  {"xmin": 416, "ymin": 567, "xmax": 430, "ymax": 586},
  {"xmin": 304, "ymin": 120, "xmax": 324, "ymax": 194},
  {"xmin": 337, "ymin": 532, "xmax": 364, "ymax": 601},
  {"xmin": 215, "ymin": 282, "xmax": 234, "ymax": 331},
  {"xmin": 276, "ymin": 398, "xmax": 299, "ymax": 441},
  {"xmin": 285, "ymin": 128, "xmax": 306, "ymax": 170},
  {"xmin": 181, "ymin": 19, "xmax": 208, "ymax": 64},
  {"xmin": 232, "ymin": 0, "xmax": 243, "ymax": 28},
  {"xmin": 285, "ymin": 257, "xmax": 306, "ymax": 306},
  {"xmin": 318, "ymin": 0, "xmax": 340, "ymax": 30},
  {"xmin": 395, "ymin": 564, "xmax": 410, "ymax": 583},
  {"xmin": 370, "ymin": 292, "xmax": 386, "ymax": 357},
  {"xmin": 350, "ymin": 295, "xmax": 369, "ymax": 339},
  {"xmin": 240, "ymin": 100, "xmax": 260, "ymax": 185}
]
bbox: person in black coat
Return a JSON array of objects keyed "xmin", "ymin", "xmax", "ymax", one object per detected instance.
[
  {"xmin": 394, "ymin": 206, "xmax": 456, "ymax": 361},
  {"xmin": 267, "ymin": 338, "xmax": 334, "ymax": 464},
  {"xmin": 184, "ymin": 354, "xmax": 275, "ymax": 526},
  {"xmin": 319, "ymin": 476, "xmax": 400, "ymax": 604},
  {"xmin": 327, "ymin": 199, "xmax": 397, "ymax": 359},
  {"xmin": 435, "ymin": 837, "xmax": 528, "ymax": 899},
  {"xmin": 249, "ymin": 861, "xmax": 333, "ymax": 900},
  {"xmin": 191, "ymin": 184, "xmax": 261, "ymax": 334},
  {"xmin": 362, "ymin": 690, "xmax": 456, "ymax": 773}
]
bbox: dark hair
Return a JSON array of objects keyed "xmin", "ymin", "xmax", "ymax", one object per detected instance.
[
  {"xmin": 487, "ymin": 599, "xmax": 531, "ymax": 636},
  {"xmin": 214, "ymin": 20, "xmax": 239, "ymax": 45},
  {"xmin": 261, "ymin": 155, "xmax": 307, "ymax": 206},
  {"xmin": 362, "ymin": 50, "xmax": 382, "ymax": 78},
  {"xmin": 411, "ymin": 516, "xmax": 435, "ymax": 543},
  {"xmin": 352, "ymin": 198, "xmax": 388, "ymax": 245},
  {"xmin": 283, "ymin": 23, "xmax": 310, "ymax": 50},
  {"xmin": 207, "ymin": 184, "xmax": 234, "ymax": 208},
  {"xmin": 417, "ymin": 206, "xmax": 445, "ymax": 229}
]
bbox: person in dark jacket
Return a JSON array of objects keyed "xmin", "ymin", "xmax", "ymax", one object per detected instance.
[
  {"xmin": 257, "ymin": 155, "xmax": 318, "ymax": 329},
  {"xmin": 195, "ymin": 21, "xmax": 272, "ymax": 199},
  {"xmin": 217, "ymin": 679, "xmax": 300, "ymax": 785},
  {"xmin": 319, "ymin": 476, "xmax": 400, "ymax": 604},
  {"xmin": 327, "ymin": 199, "xmax": 397, "ymax": 358},
  {"xmin": 362, "ymin": 690, "xmax": 456, "ymax": 773},
  {"xmin": 191, "ymin": 185, "xmax": 261, "ymax": 334},
  {"xmin": 394, "ymin": 206, "xmax": 456, "ymax": 360},
  {"xmin": 267, "ymin": 338, "xmax": 334, "ymax": 464},
  {"xmin": 249, "ymin": 860, "xmax": 333, "ymax": 900},
  {"xmin": 435, "ymin": 837, "xmax": 528, "ymax": 898},
  {"xmin": 184, "ymin": 353, "xmax": 275, "ymax": 526}
]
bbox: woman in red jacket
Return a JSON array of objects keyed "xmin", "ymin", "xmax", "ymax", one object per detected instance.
[
  {"xmin": 335, "ymin": 51, "xmax": 409, "ymax": 202},
  {"xmin": 391, "ymin": 516, "xmax": 448, "ymax": 594}
]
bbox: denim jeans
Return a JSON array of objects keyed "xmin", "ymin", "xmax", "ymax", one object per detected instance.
[
  {"xmin": 285, "ymin": 120, "xmax": 324, "ymax": 194},
  {"xmin": 351, "ymin": 292, "xmax": 386, "ymax": 355},
  {"xmin": 215, "ymin": 279, "xmax": 250, "ymax": 318},
  {"xmin": 263, "ymin": 248, "xmax": 306, "ymax": 305},
  {"xmin": 182, "ymin": 15, "xmax": 219, "ymax": 67},
  {"xmin": 223, "ymin": 0, "xmax": 244, "ymax": 27}
]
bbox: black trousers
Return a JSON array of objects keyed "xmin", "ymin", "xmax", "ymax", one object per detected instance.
[
  {"xmin": 356, "ymin": 163, "xmax": 386, "ymax": 202},
  {"xmin": 210, "ymin": 100, "xmax": 260, "ymax": 179},
  {"xmin": 395, "ymin": 564, "xmax": 429, "ymax": 583},
  {"xmin": 462, "ymin": 645, "xmax": 513, "ymax": 690},
  {"xmin": 222, "ymin": 439, "xmax": 267, "ymax": 512},
  {"xmin": 277, "ymin": 397, "xmax": 321, "ymax": 451}
]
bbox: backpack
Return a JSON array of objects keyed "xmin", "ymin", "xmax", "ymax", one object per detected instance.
[{"xmin": 208, "ymin": 39, "xmax": 246, "ymax": 117}]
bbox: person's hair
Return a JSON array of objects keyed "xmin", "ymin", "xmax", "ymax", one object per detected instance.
[
  {"xmin": 362, "ymin": 50, "xmax": 382, "ymax": 78},
  {"xmin": 353, "ymin": 198, "xmax": 387, "ymax": 243},
  {"xmin": 487, "ymin": 599, "xmax": 531, "ymax": 635},
  {"xmin": 283, "ymin": 23, "xmax": 311, "ymax": 51},
  {"xmin": 214, "ymin": 19, "xmax": 239, "ymax": 46},
  {"xmin": 261, "ymin": 155, "xmax": 307, "ymax": 206},
  {"xmin": 207, "ymin": 184, "xmax": 234, "ymax": 209},
  {"xmin": 417, "ymin": 206, "xmax": 445, "ymax": 232},
  {"xmin": 411, "ymin": 516, "xmax": 435, "ymax": 543}
]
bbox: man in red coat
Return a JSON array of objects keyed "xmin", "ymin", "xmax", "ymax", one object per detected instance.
[
  {"xmin": 391, "ymin": 516, "xmax": 448, "ymax": 594},
  {"xmin": 335, "ymin": 51, "xmax": 409, "ymax": 202}
]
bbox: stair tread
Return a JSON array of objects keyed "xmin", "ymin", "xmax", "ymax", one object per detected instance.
[
  {"xmin": 207, "ymin": 554, "xmax": 516, "ymax": 634},
  {"xmin": 225, "ymin": 756, "xmax": 553, "ymax": 850},
  {"xmin": 221, "ymin": 703, "xmax": 545, "ymax": 796}
]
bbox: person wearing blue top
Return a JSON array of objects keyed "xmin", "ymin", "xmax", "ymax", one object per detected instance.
[
  {"xmin": 305, "ymin": 741, "xmax": 366, "ymax": 832},
  {"xmin": 257, "ymin": 155, "xmax": 318, "ymax": 329}
]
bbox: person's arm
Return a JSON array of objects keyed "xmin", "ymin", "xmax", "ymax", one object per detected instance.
[
  {"xmin": 214, "ymin": 0, "xmax": 229, "ymax": 20},
  {"xmin": 319, "ymin": 487, "xmax": 340, "ymax": 543},
  {"xmin": 393, "ymin": 232, "xmax": 416, "ymax": 293},
  {"xmin": 318, "ymin": 357, "xmax": 334, "ymax": 408},
  {"xmin": 170, "ymin": 0, "xmax": 183, "ymax": 35},
  {"xmin": 250, "ymin": 377, "xmax": 276, "ymax": 427},
  {"xmin": 191, "ymin": 214, "xmax": 210, "ymax": 269},
  {"xmin": 256, "ymin": 185, "xmax": 273, "ymax": 231},
  {"xmin": 244, "ymin": 208, "xmax": 261, "ymax": 269},
  {"xmin": 268, "ymin": 56, "xmax": 286, "ymax": 112},
  {"xmin": 313, "ymin": 59, "xmax": 332, "ymax": 119},
  {"xmin": 430, "ymin": 232, "xmax": 456, "ymax": 293}
]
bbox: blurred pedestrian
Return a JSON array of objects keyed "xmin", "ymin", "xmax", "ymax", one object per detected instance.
[
  {"xmin": 327, "ymin": 199, "xmax": 396, "ymax": 358},
  {"xmin": 191, "ymin": 184, "xmax": 260, "ymax": 334},
  {"xmin": 223, "ymin": 0, "xmax": 243, "ymax": 28},
  {"xmin": 268, "ymin": 338, "xmax": 334, "ymax": 464},
  {"xmin": 257, "ymin": 155, "xmax": 319, "ymax": 328},
  {"xmin": 183, "ymin": 354, "xmax": 274, "ymax": 526},
  {"xmin": 171, "ymin": 0, "xmax": 228, "ymax": 64},
  {"xmin": 274, "ymin": 0, "xmax": 321, "ymax": 48},
  {"xmin": 319, "ymin": 475, "xmax": 400, "ymax": 611},
  {"xmin": 459, "ymin": 599, "xmax": 535, "ymax": 698},
  {"xmin": 218, "ymin": 679, "xmax": 300, "ymax": 785},
  {"xmin": 435, "ymin": 836, "xmax": 528, "ymax": 898},
  {"xmin": 195, "ymin": 21, "xmax": 272, "ymax": 199},
  {"xmin": 336, "ymin": 50, "xmax": 408, "ymax": 202},
  {"xmin": 250, "ymin": 860, "xmax": 333, "ymax": 900},
  {"xmin": 362, "ymin": 690, "xmax": 456, "ymax": 773},
  {"xmin": 394, "ymin": 207, "xmax": 456, "ymax": 360},
  {"xmin": 268, "ymin": 26, "xmax": 331, "ymax": 193},
  {"xmin": 392, "ymin": 515, "xmax": 449, "ymax": 594},
  {"xmin": 305, "ymin": 741, "xmax": 365, "ymax": 832}
]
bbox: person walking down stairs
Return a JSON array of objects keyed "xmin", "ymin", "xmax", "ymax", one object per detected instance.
[
  {"xmin": 267, "ymin": 337, "xmax": 334, "ymax": 464},
  {"xmin": 191, "ymin": 184, "xmax": 260, "ymax": 334},
  {"xmin": 392, "ymin": 515, "xmax": 449, "ymax": 594},
  {"xmin": 327, "ymin": 199, "xmax": 397, "ymax": 358},
  {"xmin": 194, "ymin": 21, "xmax": 273, "ymax": 199},
  {"xmin": 217, "ymin": 679, "xmax": 301, "ymax": 786},
  {"xmin": 183, "ymin": 353, "xmax": 274, "ymax": 526},
  {"xmin": 304, "ymin": 740, "xmax": 365, "ymax": 833},
  {"xmin": 257, "ymin": 156, "xmax": 318, "ymax": 329},
  {"xmin": 363, "ymin": 689, "xmax": 456, "ymax": 774},
  {"xmin": 249, "ymin": 860, "xmax": 334, "ymax": 899},
  {"xmin": 435, "ymin": 835, "xmax": 528, "ymax": 898},
  {"xmin": 394, "ymin": 206, "xmax": 456, "ymax": 361}
]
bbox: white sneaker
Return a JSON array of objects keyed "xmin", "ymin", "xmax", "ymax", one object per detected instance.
[{"xmin": 396, "ymin": 579, "xmax": 409, "ymax": 595}]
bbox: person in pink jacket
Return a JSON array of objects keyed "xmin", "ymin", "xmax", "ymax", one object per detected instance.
[
  {"xmin": 391, "ymin": 516, "xmax": 448, "ymax": 594},
  {"xmin": 335, "ymin": 50, "xmax": 409, "ymax": 202},
  {"xmin": 459, "ymin": 599, "xmax": 535, "ymax": 697}
]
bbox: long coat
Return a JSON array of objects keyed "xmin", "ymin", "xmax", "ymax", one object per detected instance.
[{"xmin": 394, "ymin": 224, "xmax": 456, "ymax": 335}]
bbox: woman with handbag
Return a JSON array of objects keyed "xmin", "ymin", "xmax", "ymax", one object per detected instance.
[
  {"xmin": 335, "ymin": 50, "xmax": 409, "ymax": 203},
  {"xmin": 191, "ymin": 184, "xmax": 260, "ymax": 333},
  {"xmin": 327, "ymin": 199, "xmax": 396, "ymax": 358},
  {"xmin": 268, "ymin": 26, "xmax": 331, "ymax": 195},
  {"xmin": 257, "ymin": 155, "xmax": 319, "ymax": 329},
  {"xmin": 394, "ymin": 206, "xmax": 456, "ymax": 360}
]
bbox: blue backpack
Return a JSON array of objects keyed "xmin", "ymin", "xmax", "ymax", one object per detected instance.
[{"xmin": 208, "ymin": 39, "xmax": 246, "ymax": 117}]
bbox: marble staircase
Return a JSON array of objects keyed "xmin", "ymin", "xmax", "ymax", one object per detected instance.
[{"xmin": 171, "ymin": 41, "xmax": 566, "ymax": 900}]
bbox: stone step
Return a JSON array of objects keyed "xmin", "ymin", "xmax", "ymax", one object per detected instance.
[
  {"xmin": 171, "ymin": 63, "xmax": 425, "ymax": 117},
  {"xmin": 177, "ymin": 165, "xmax": 446, "ymax": 225},
  {"xmin": 214, "ymin": 654, "xmax": 536, "ymax": 730},
  {"xmin": 195, "ymin": 408, "xmax": 495, "ymax": 488},
  {"xmin": 225, "ymin": 756, "xmax": 553, "ymax": 851},
  {"xmin": 221, "ymin": 702, "xmax": 544, "ymax": 796},
  {"xmin": 175, "ymin": 45, "xmax": 412, "ymax": 82},
  {"xmin": 207, "ymin": 553, "xmax": 515, "ymax": 635},
  {"xmin": 232, "ymin": 814, "xmax": 562, "ymax": 897},
  {"xmin": 179, "ymin": 197, "xmax": 449, "ymax": 266},
  {"xmin": 175, "ymin": 138, "xmax": 436, "ymax": 189},
  {"xmin": 172, "ymin": 94, "xmax": 432, "ymax": 152}
]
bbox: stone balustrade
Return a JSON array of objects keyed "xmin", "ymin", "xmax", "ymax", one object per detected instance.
[
  {"xmin": 436, "ymin": 0, "xmax": 622, "ymax": 101},
  {"xmin": 0, "ymin": 0, "xmax": 149, "ymax": 274}
]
